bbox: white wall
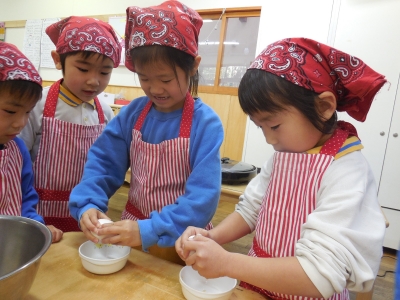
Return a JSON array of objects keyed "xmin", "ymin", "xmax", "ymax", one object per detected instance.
[
  {"xmin": 243, "ymin": 0, "xmax": 338, "ymax": 167},
  {"xmin": 0, "ymin": 0, "xmax": 266, "ymax": 87}
]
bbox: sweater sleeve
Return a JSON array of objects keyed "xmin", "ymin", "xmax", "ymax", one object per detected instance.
[
  {"xmin": 296, "ymin": 151, "xmax": 385, "ymax": 298},
  {"xmin": 138, "ymin": 101, "xmax": 224, "ymax": 250},
  {"xmin": 16, "ymin": 138, "xmax": 44, "ymax": 223}
]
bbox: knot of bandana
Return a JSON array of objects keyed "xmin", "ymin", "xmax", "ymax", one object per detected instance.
[
  {"xmin": 124, "ymin": 0, "xmax": 202, "ymax": 72},
  {"xmin": 249, "ymin": 38, "xmax": 387, "ymax": 122},
  {"xmin": 46, "ymin": 16, "xmax": 122, "ymax": 67},
  {"xmin": 0, "ymin": 42, "xmax": 42, "ymax": 86}
]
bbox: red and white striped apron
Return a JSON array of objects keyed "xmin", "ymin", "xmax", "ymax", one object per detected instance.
[
  {"xmin": 0, "ymin": 140, "xmax": 23, "ymax": 216},
  {"xmin": 240, "ymin": 129, "xmax": 350, "ymax": 300},
  {"xmin": 121, "ymin": 93, "xmax": 211, "ymax": 263},
  {"xmin": 122, "ymin": 93, "xmax": 211, "ymax": 231},
  {"xmin": 33, "ymin": 79, "xmax": 105, "ymax": 232}
]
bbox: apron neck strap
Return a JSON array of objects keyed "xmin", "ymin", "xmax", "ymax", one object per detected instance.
[
  {"xmin": 43, "ymin": 79, "xmax": 105, "ymax": 124},
  {"xmin": 134, "ymin": 92, "xmax": 195, "ymax": 138}
]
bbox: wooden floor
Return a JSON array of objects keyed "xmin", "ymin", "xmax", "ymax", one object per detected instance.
[{"xmin": 108, "ymin": 183, "xmax": 397, "ymax": 300}]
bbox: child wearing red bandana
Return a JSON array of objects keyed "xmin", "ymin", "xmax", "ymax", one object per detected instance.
[
  {"xmin": 69, "ymin": 1, "xmax": 224, "ymax": 264},
  {"xmin": 0, "ymin": 42, "xmax": 62, "ymax": 243},
  {"xmin": 176, "ymin": 38, "xmax": 387, "ymax": 299},
  {"xmin": 18, "ymin": 16, "xmax": 121, "ymax": 232}
]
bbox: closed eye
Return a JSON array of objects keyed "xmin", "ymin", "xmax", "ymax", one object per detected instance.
[
  {"xmin": 4, "ymin": 110, "xmax": 15, "ymax": 114},
  {"xmin": 271, "ymin": 125, "xmax": 280, "ymax": 130},
  {"xmin": 77, "ymin": 67, "xmax": 88, "ymax": 72}
]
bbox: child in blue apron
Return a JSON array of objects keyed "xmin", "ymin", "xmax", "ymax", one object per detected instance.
[
  {"xmin": 69, "ymin": 1, "xmax": 224, "ymax": 264},
  {"xmin": 19, "ymin": 16, "xmax": 121, "ymax": 232},
  {"xmin": 0, "ymin": 42, "xmax": 62, "ymax": 243},
  {"xmin": 176, "ymin": 38, "xmax": 387, "ymax": 299}
]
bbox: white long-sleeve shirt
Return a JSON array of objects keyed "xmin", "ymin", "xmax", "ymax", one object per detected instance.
[
  {"xmin": 19, "ymin": 86, "xmax": 114, "ymax": 160},
  {"xmin": 236, "ymin": 150, "xmax": 385, "ymax": 298}
]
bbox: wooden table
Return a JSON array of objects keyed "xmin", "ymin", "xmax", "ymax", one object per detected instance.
[
  {"xmin": 26, "ymin": 232, "xmax": 265, "ymax": 300},
  {"xmin": 220, "ymin": 183, "xmax": 247, "ymax": 203}
]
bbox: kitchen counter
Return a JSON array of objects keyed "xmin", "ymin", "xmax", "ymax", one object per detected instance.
[
  {"xmin": 26, "ymin": 232, "xmax": 265, "ymax": 300},
  {"xmin": 220, "ymin": 183, "xmax": 247, "ymax": 203}
]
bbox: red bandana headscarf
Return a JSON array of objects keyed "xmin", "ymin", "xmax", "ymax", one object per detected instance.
[
  {"xmin": 46, "ymin": 16, "xmax": 122, "ymax": 67},
  {"xmin": 124, "ymin": 0, "xmax": 202, "ymax": 72},
  {"xmin": 0, "ymin": 42, "xmax": 42, "ymax": 86},
  {"xmin": 249, "ymin": 37, "xmax": 387, "ymax": 122}
]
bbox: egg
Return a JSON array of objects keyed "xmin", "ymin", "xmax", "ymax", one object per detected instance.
[{"xmin": 91, "ymin": 219, "xmax": 113, "ymax": 242}]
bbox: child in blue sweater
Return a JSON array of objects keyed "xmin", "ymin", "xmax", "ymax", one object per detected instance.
[
  {"xmin": 0, "ymin": 42, "xmax": 62, "ymax": 243},
  {"xmin": 69, "ymin": 1, "xmax": 223, "ymax": 263}
]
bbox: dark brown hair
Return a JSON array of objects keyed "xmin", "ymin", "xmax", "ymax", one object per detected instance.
[
  {"xmin": 0, "ymin": 80, "xmax": 42, "ymax": 104},
  {"xmin": 130, "ymin": 45, "xmax": 199, "ymax": 96},
  {"xmin": 59, "ymin": 51, "xmax": 111, "ymax": 75},
  {"xmin": 238, "ymin": 69, "xmax": 337, "ymax": 134}
]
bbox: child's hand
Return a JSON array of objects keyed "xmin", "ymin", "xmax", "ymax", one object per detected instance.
[
  {"xmin": 183, "ymin": 234, "xmax": 230, "ymax": 279},
  {"xmin": 46, "ymin": 225, "xmax": 63, "ymax": 243},
  {"xmin": 97, "ymin": 219, "xmax": 141, "ymax": 247},
  {"xmin": 175, "ymin": 226, "xmax": 210, "ymax": 260},
  {"xmin": 80, "ymin": 208, "xmax": 109, "ymax": 243}
]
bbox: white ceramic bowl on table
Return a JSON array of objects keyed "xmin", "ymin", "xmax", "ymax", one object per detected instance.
[
  {"xmin": 79, "ymin": 241, "xmax": 131, "ymax": 275},
  {"xmin": 179, "ymin": 266, "xmax": 237, "ymax": 300}
]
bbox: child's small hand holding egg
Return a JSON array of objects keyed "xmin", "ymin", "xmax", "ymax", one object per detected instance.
[{"xmin": 91, "ymin": 218, "xmax": 113, "ymax": 243}]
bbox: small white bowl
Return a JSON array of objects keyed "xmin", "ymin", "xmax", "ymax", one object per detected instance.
[
  {"xmin": 91, "ymin": 218, "xmax": 113, "ymax": 241},
  {"xmin": 179, "ymin": 266, "xmax": 237, "ymax": 300},
  {"xmin": 78, "ymin": 241, "xmax": 130, "ymax": 275}
]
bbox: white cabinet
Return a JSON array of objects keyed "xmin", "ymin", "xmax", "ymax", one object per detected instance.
[
  {"xmin": 377, "ymin": 80, "xmax": 400, "ymax": 250},
  {"xmin": 333, "ymin": 0, "xmax": 400, "ymax": 250}
]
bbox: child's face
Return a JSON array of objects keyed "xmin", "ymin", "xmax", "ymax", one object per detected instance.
[
  {"xmin": 250, "ymin": 106, "xmax": 329, "ymax": 153},
  {"xmin": 135, "ymin": 61, "xmax": 190, "ymax": 113},
  {"xmin": 0, "ymin": 91, "xmax": 36, "ymax": 145},
  {"xmin": 58, "ymin": 52, "xmax": 114, "ymax": 102}
]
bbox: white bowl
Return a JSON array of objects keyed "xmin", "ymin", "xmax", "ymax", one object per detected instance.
[
  {"xmin": 179, "ymin": 266, "xmax": 237, "ymax": 300},
  {"xmin": 78, "ymin": 241, "xmax": 130, "ymax": 275}
]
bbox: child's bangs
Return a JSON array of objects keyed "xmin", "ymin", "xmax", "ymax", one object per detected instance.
[
  {"xmin": 130, "ymin": 46, "xmax": 174, "ymax": 70},
  {"xmin": 0, "ymin": 81, "xmax": 42, "ymax": 104},
  {"xmin": 238, "ymin": 69, "xmax": 288, "ymax": 115}
]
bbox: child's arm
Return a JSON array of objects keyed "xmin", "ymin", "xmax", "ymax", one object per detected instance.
[
  {"xmin": 18, "ymin": 93, "xmax": 45, "ymax": 154},
  {"xmin": 296, "ymin": 151, "xmax": 385, "ymax": 297},
  {"xmin": 182, "ymin": 234, "xmax": 323, "ymax": 298},
  {"xmin": 69, "ymin": 113, "xmax": 130, "ymax": 222}
]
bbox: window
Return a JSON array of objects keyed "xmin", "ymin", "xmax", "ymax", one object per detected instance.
[{"xmin": 197, "ymin": 7, "xmax": 261, "ymax": 95}]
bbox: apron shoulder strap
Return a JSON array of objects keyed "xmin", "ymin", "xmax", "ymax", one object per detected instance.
[
  {"xmin": 319, "ymin": 128, "xmax": 349, "ymax": 156},
  {"xmin": 43, "ymin": 79, "xmax": 63, "ymax": 118}
]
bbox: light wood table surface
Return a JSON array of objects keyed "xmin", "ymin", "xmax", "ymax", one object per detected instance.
[{"xmin": 26, "ymin": 232, "xmax": 265, "ymax": 300}]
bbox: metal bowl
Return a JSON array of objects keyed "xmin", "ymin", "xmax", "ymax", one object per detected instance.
[{"xmin": 0, "ymin": 216, "xmax": 52, "ymax": 300}]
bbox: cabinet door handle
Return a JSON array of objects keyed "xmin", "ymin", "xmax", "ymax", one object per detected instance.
[
  {"xmin": 394, "ymin": 133, "xmax": 398, "ymax": 137},
  {"xmin": 380, "ymin": 131, "xmax": 385, "ymax": 136}
]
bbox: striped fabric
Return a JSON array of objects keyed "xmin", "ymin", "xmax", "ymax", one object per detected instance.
[
  {"xmin": 121, "ymin": 95, "xmax": 213, "ymax": 230},
  {"xmin": 255, "ymin": 152, "xmax": 333, "ymax": 257},
  {"xmin": 241, "ymin": 129, "xmax": 351, "ymax": 300},
  {"xmin": 33, "ymin": 80, "xmax": 105, "ymax": 232},
  {"xmin": 0, "ymin": 140, "xmax": 23, "ymax": 216}
]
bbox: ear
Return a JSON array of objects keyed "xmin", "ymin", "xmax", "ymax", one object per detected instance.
[
  {"xmin": 316, "ymin": 91, "xmax": 337, "ymax": 120},
  {"xmin": 51, "ymin": 50, "xmax": 62, "ymax": 70},
  {"xmin": 190, "ymin": 55, "xmax": 201, "ymax": 76}
]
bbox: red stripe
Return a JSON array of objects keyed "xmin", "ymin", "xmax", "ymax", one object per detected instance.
[{"xmin": 0, "ymin": 141, "xmax": 23, "ymax": 216}]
